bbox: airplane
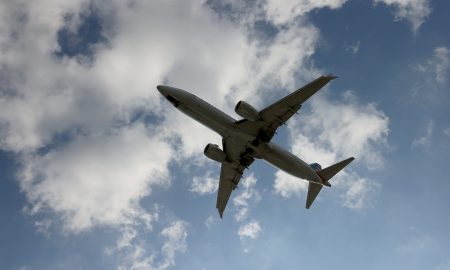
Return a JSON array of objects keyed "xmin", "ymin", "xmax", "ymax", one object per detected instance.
[{"xmin": 157, "ymin": 75, "xmax": 355, "ymax": 218}]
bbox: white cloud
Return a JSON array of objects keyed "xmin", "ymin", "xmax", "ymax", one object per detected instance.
[
  {"xmin": 411, "ymin": 47, "xmax": 449, "ymax": 100},
  {"xmin": 238, "ymin": 221, "xmax": 262, "ymax": 240},
  {"xmin": 189, "ymin": 173, "xmax": 218, "ymax": 195},
  {"xmin": 345, "ymin": 40, "xmax": 361, "ymax": 55},
  {"xmin": 374, "ymin": 0, "xmax": 432, "ymax": 33},
  {"xmin": 233, "ymin": 174, "xmax": 260, "ymax": 221},
  {"xmin": 294, "ymin": 91, "xmax": 389, "ymax": 168},
  {"xmin": 273, "ymin": 170, "xmax": 308, "ymax": 198},
  {"xmin": 417, "ymin": 47, "xmax": 450, "ymax": 85},
  {"xmin": 117, "ymin": 220, "xmax": 189, "ymax": 270},
  {"xmin": 264, "ymin": 0, "xmax": 348, "ymax": 26},
  {"xmin": 229, "ymin": 23, "xmax": 320, "ymax": 108},
  {"xmin": 159, "ymin": 221, "xmax": 189, "ymax": 269},
  {"xmin": 19, "ymin": 123, "xmax": 170, "ymax": 232},
  {"xmin": 204, "ymin": 214, "xmax": 216, "ymax": 228},
  {"xmin": 340, "ymin": 173, "xmax": 381, "ymax": 209},
  {"xmin": 0, "ymin": 0, "xmax": 254, "ymax": 234},
  {"xmin": 412, "ymin": 120, "xmax": 433, "ymax": 149}
]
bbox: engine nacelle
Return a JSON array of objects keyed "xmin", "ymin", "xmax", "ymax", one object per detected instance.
[
  {"xmin": 204, "ymin": 143, "xmax": 227, "ymax": 163},
  {"xmin": 235, "ymin": 100, "xmax": 259, "ymax": 121}
]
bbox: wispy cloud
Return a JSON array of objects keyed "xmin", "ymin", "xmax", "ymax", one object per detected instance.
[
  {"xmin": 189, "ymin": 173, "xmax": 218, "ymax": 195},
  {"xmin": 444, "ymin": 127, "xmax": 450, "ymax": 138},
  {"xmin": 417, "ymin": 47, "xmax": 450, "ymax": 85},
  {"xmin": 116, "ymin": 220, "xmax": 189, "ymax": 270},
  {"xmin": 238, "ymin": 221, "xmax": 262, "ymax": 240},
  {"xmin": 411, "ymin": 47, "xmax": 450, "ymax": 101},
  {"xmin": 374, "ymin": 0, "xmax": 432, "ymax": 33},
  {"xmin": 264, "ymin": 0, "xmax": 348, "ymax": 26},
  {"xmin": 233, "ymin": 174, "xmax": 261, "ymax": 221},
  {"xmin": 340, "ymin": 174, "xmax": 381, "ymax": 209},
  {"xmin": 273, "ymin": 170, "xmax": 308, "ymax": 198},
  {"xmin": 412, "ymin": 120, "xmax": 433, "ymax": 149},
  {"xmin": 345, "ymin": 40, "xmax": 361, "ymax": 55}
]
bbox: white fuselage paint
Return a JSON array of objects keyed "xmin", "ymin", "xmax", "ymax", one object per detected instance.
[{"xmin": 157, "ymin": 85, "xmax": 322, "ymax": 184}]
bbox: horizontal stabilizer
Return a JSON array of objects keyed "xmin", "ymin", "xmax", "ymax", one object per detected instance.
[
  {"xmin": 306, "ymin": 157, "xmax": 355, "ymax": 209},
  {"xmin": 317, "ymin": 157, "xmax": 355, "ymax": 181},
  {"xmin": 306, "ymin": 182, "xmax": 323, "ymax": 209}
]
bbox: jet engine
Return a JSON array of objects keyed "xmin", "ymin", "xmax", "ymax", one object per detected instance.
[
  {"xmin": 204, "ymin": 143, "xmax": 227, "ymax": 163},
  {"xmin": 235, "ymin": 101, "xmax": 259, "ymax": 121}
]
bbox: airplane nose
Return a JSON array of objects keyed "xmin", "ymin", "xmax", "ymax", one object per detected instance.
[{"xmin": 157, "ymin": 85, "xmax": 167, "ymax": 95}]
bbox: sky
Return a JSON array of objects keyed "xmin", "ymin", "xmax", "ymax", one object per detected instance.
[{"xmin": 0, "ymin": 0, "xmax": 449, "ymax": 269}]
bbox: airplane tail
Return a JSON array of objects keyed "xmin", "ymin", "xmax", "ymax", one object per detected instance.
[{"xmin": 306, "ymin": 157, "xmax": 355, "ymax": 209}]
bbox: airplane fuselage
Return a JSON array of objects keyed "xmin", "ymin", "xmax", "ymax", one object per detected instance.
[{"xmin": 157, "ymin": 86, "xmax": 323, "ymax": 185}]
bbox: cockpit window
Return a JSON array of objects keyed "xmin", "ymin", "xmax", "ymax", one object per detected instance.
[{"xmin": 166, "ymin": 94, "xmax": 180, "ymax": 107}]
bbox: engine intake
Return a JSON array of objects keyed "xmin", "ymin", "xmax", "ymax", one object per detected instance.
[
  {"xmin": 204, "ymin": 143, "xmax": 227, "ymax": 163},
  {"xmin": 235, "ymin": 100, "xmax": 259, "ymax": 121}
]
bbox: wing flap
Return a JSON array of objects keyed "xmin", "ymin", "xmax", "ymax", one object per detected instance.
[{"xmin": 216, "ymin": 162, "xmax": 243, "ymax": 218}]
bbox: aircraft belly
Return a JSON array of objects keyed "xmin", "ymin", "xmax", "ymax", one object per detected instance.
[
  {"xmin": 178, "ymin": 100, "xmax": 234, "ymax": 137},
  {"xmin": 263, "ymin": 143, "xmax": 319, "ymax": 182}
]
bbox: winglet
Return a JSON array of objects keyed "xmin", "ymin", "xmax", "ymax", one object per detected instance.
[{"xmin": 325, "ymin": 74, "xmax": 338, "ymax": 80}]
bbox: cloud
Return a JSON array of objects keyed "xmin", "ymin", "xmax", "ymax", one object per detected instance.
[
  {"xmin": 238, "ymin": 220, "xmax": 262, "ymax": 240},
  {"xmin": 417, "ymin": 47, "xmax": 450, "ymax": 85},
  {"xmin": 340, "ymin": 173, "xmax": 381, "ymax": 209},
  {"xmin": 412, "ymin": 120, "xmax": 433, "ymax": 149},
  {"xmin": 204, "ymin": 215, "xmax": 216, "ymax": 228},
  {"xmin": 273, "ymin": 170, "xmax": 308, "ymax": 198},
  {"xmin": 233, "ymin": 174, "xmax": 260, "ymax": 221},
  {"xmin": 345, "ymin": 40, "xmax": 361, "ymax": 55},
  {"xmin": 293, "ymin": 91, "xmax": 389, "ymax": 168},
  {"xmin": 374, "ymin": 0, "xmax": 432, "ymax": 33},
  {"xmin": 189, "ymin": 173, "xmax": 218, "ymax": 195},
  {"xmin": 264, "ymin": 0, "xmax": 348, "ymax": 26},
  {"xmin": 19, "ymin": 123, "xmax": 171, "ymax": 232},
  {"xmin": 444, "ymin": 127, "xmax": 450, "ymax": 138},
  {"xmin": 159, "ymin": 221, "xmax": 189, "ymax": 269},
  {"xmin": 116, "ymin": 220, "xmax": 189, "ymax": 270},
  {"xmin": 411, "ymin": 47, "xmax": 449, "ymax": 101}
]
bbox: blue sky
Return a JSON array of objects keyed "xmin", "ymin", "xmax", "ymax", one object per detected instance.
[{"xmin": 0, "ymin": 0, "xmax": 449, "ymax": 269}]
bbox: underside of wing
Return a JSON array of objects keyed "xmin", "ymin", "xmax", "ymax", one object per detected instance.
[
  {"xmin": 216, "ymin": 138, "xmax": 254, "ymax": 218},
  {"xmin": 236, "ymin": 75, "xmax": 337, "ymax": 143},
  {"xmin": 306, "ymin": 182, "xmax": 323, "ymax": 209},
  {"xmin": 216, "ymin": 161, "xmax": 244, "ymax": 218}
]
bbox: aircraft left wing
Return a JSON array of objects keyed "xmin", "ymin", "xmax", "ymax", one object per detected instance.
[
  {"xmin": 216, "ymin": 161, "xmax": 243, "ymax": 218},
  {"xmin": 216, "ymin": 138, "xmax": 254, "ymax": 218},
  {"xmin": 259, "ymin": 75, "xmax": 337, "ymax": 137},
  {"xmin": 236, "ymin": 75, "xmax": 337, "ymax": 142}
]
